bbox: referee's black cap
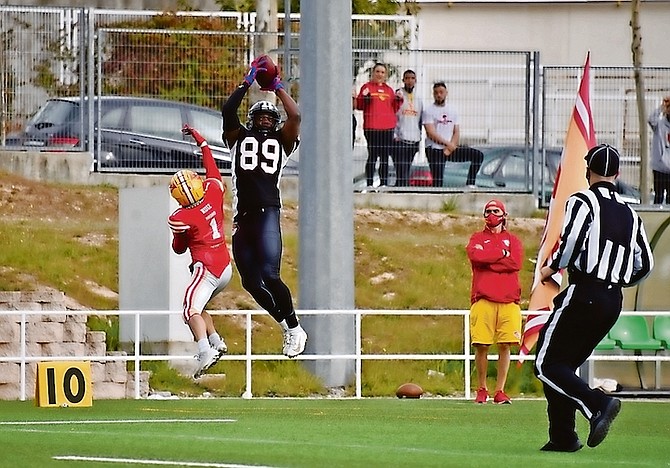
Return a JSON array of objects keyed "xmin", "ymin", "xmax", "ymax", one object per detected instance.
[{"xmin": 585, "ymin": 144, "xmax": 620, "ymax": 177}]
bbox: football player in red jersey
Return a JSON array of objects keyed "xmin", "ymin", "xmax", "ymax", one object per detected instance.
[
  {"xmin": 168, "ymin": 124, "xmax": 232, "ymax": 378},
  {"xmin": 221, "ymin": 58, "xmax": 307, "ymax": 358}
]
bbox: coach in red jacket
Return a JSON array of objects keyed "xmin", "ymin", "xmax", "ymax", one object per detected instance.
[{"xmin": 466, "ymin": 199, "xmax": 523, "ymax": 404}]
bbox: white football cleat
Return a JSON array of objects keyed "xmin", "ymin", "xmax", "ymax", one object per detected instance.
[
  {"xmin": 193, "ymin": 347, "xmax": 218, "ymax": 379},
  {"xmin": 282, "ymin": 325, "xmax": 307, "ymax": 358},
  {"xmin": 215, "ymin": 340, "xmax": 228, "ymax": 359}
]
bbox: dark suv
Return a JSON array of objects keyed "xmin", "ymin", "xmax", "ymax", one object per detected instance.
[{"xmin": 15, "ymin": 96, "xmax": 230, "ymax": 172}]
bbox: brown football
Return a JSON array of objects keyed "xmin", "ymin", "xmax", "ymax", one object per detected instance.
[
  {"xmin": 395, "ymin": 382, "xmax": 424, "ymax": 399},
  {"xmin": 255, "ymin": 54, "xmax": 279, "ymax": 89}
]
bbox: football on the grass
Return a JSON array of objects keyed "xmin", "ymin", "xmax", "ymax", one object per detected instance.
[
  {"xmin": 255, "ymin": 54, "xmax": 279, "ymax": 88},
  {"xmin": 395, "ymin": 382, "xmax": 424, "ymax": 399}
]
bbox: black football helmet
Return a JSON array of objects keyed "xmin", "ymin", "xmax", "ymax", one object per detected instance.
[{"xmin": 246, "ymin": 100, "xmax": 281, "ymax": 132}]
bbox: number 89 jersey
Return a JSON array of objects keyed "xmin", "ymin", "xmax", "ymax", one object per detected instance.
[{"xmin": 229, "ymin": 127, "xmax": 298, "ymax": 221}]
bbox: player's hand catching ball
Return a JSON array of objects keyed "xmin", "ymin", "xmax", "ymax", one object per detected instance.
[
  {"xmin": 260, "ymin": 75, "xmax": 284, "ymax": 93},
  {"xmin": 243, "ymin": 58, "xmax": 266, "ymax": 86}
]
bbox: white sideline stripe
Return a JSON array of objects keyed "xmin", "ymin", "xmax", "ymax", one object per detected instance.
[
  {"xmin": 52, "ymin": 456, "xmax": 275, "ymax": 468},
  {"xmin": 0, "ymin": 418, "xmax": 236, "ymax": 426}
]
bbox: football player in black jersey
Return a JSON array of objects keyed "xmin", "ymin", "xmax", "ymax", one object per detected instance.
[{"xmin": 222, "ymin": 57, "xmax": 307, "ymax": 358}]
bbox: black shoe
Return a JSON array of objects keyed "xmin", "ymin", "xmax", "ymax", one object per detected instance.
[
  {"xmin": 540, "ymin": 440, "xmax": 584, "ymax": 452},
  {"xmin": 587, "ymin": 398, "xmax": 621, "ymax": 448}
]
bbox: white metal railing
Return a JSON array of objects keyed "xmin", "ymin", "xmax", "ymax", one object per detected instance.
[{"xmin": 1, "ymin": 309, "xmax": 668, "ymax": 401}]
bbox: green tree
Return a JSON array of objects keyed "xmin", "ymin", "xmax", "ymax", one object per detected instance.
[
  {"xmin": 213, "ymin": 0, "xmax": 419, "ymax": 15},
  {"xmin": 100, "ymin": 14, "xmax": 248, "ymax": 109}
]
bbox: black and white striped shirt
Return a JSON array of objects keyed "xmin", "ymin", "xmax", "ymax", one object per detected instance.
[{"xmin": 549, "ymin": 181, "xmax": 654, "ymax": 286}]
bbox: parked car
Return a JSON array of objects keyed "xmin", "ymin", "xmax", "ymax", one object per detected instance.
[
  {"xmin": 439, "ymin": 145, "xmax": 558, "ymax": 198},
  {"xmin": 442, "ymin": 145, "xmax": 640, "ymax": 203},
  {"xmin": 12, "ymin": 96, "xmax": 230, "ymax": 173},
  {"xmin": 355, "ymin": 145, "xmax": 640, "ymax": 203}
]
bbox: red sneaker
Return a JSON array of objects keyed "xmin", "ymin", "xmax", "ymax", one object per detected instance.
[
  {"xmin": 493, "ymin": 390, "xmax": 511, "ymax": 404},
  {"xmin": 475, "ymin": 387, "xmax": 489, "ymax": 404}
]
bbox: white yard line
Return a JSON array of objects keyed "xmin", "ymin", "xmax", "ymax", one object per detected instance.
[
  {"xmin": 0, "ymin": 418, "xmax": 236, "ymax": 425},
  {"xmin": 52, "ymin": 456, "xmax": 275, "ymax": 468}
]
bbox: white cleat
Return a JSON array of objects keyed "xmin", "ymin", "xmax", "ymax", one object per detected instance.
[
  {"xmin": 193, "ymin": 347, "xmax": 218, "ymax": 379},
  {"xmin": 282, "ymin": 325, "xmax": 307, "ymax": 358},
  {"xmin": 215, "ymin": 340, "xmax": 228, "ymax": 359}
]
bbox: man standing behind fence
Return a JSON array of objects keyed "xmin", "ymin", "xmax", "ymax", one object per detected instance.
[
  {"xmin": 423, "ymin": 82, "xmax": 483, "ymax": 188},
  {"xmin": 534, "ymin": 144, "xmax": 654, "ymax": 452},
  {"xmin": 392, "ymin": 69, "xmax": 422, "ymax": 187},
  {"xmin": 648, "ymin": 95, "xmax": 670, "ymax": 205}
]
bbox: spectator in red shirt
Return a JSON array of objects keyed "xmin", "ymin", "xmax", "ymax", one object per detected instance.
[
  {"xmin": 466, "ymin": 199, "xmax": 523, "ymax": 404},
  {"xmin": 356, "ymin": 63, "xmax": 403, "ymax": 188}
]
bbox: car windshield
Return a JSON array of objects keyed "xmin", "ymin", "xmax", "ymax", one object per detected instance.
[
  {"xmin": 189, "ymin": 110, "xmax": 225, "ymax": 147},
  {"xmin": 128, "ymin": 105, "xmax": 182, "ymax": 140},
  {"xmin": 29, "ymin": 100, "xmax": 78, "ymax": 127}
]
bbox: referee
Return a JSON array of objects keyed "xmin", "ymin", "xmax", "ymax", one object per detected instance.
[{"xmin": 534, "ymin": 144, "xmax": 654, "ymax": 452}]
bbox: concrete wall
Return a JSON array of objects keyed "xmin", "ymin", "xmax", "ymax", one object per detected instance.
[
  {"xmin": 118, "ymin": 186, "xmax": 196, "ymax": 367},
  {"xmin": 0, "ymin": 291, "xmax": 149, "ymax": 400},
  {"xmin": 417, "ymin": 2, "xmax": 670, "ymax": 67},
  {"xmin": 0, "ymin": 150, "xmax": 172, "ymax": 189},
  {"xmin": 0, "ymin": 150, "xmax": 538, "ymax": 216},
  {"xmin": 15, "ymin": 2, "xmax": 670, "ymax": 67}
]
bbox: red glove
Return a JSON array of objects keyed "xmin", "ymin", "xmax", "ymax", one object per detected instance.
[
  {"xmin": 182, "ymin": 124, "xmax": 205, "ymax": 145},
  {"xmin": 171, "ymin": 231, "xmax": 188, "ymax": 254}
]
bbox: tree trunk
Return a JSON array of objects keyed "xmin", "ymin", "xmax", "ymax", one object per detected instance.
[
  {"xmin": 253, "ymin": 0, "xmax": 278, "ymax": 104},
  {"xmin": 630, "ymin": 0, "xmax": 649, "ymax": 204}
]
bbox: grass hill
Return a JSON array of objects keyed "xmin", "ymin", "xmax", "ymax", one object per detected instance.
[{"xmin": 0, "ymin": 171, "xmax": 546, "ymax": 397}]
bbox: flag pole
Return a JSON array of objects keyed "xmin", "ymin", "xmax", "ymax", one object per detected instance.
[{"xmin": 518, "ymin": 52, "xmax": 596, "ymax": 364}]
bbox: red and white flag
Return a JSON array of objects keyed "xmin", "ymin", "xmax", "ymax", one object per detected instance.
[{"xmin": 518, "ymin": 52, "xmax": 596, "ymax": 364}]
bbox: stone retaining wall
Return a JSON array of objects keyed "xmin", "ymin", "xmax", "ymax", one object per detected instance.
[{"xmin": 0, "ymin": 291, "xmax": 149, "ymax": 400}]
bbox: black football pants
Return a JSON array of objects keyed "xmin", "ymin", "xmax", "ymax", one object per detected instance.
[
  {"xmin": 232, "ymin": 207, "xmax": 294, "ymax": 324},
  {"xmin": 534, "ymin": 281, "xmax": 622, "ymax": 445}
]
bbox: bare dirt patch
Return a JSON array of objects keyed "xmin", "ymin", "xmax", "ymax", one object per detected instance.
[{"xmin": 0, "ymin": 173, "xmax": 117, "ymax": 222}]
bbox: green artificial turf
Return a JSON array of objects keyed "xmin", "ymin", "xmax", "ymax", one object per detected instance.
[{"xmin": 0, "ymin": 398, "xmax": 667, "ymax": 467}]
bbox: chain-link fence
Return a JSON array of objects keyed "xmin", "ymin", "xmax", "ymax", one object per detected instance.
[
  {"xmin": 2, "ymin": 6, "xmax": 669, "ymax": 203},
  {"xmin": 1, "ymin": 6, "xmax": 84, "ymax": 141},
  {"xmin": 543, "ymin": 66, "xmax": 670, "ymax": 193}
]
